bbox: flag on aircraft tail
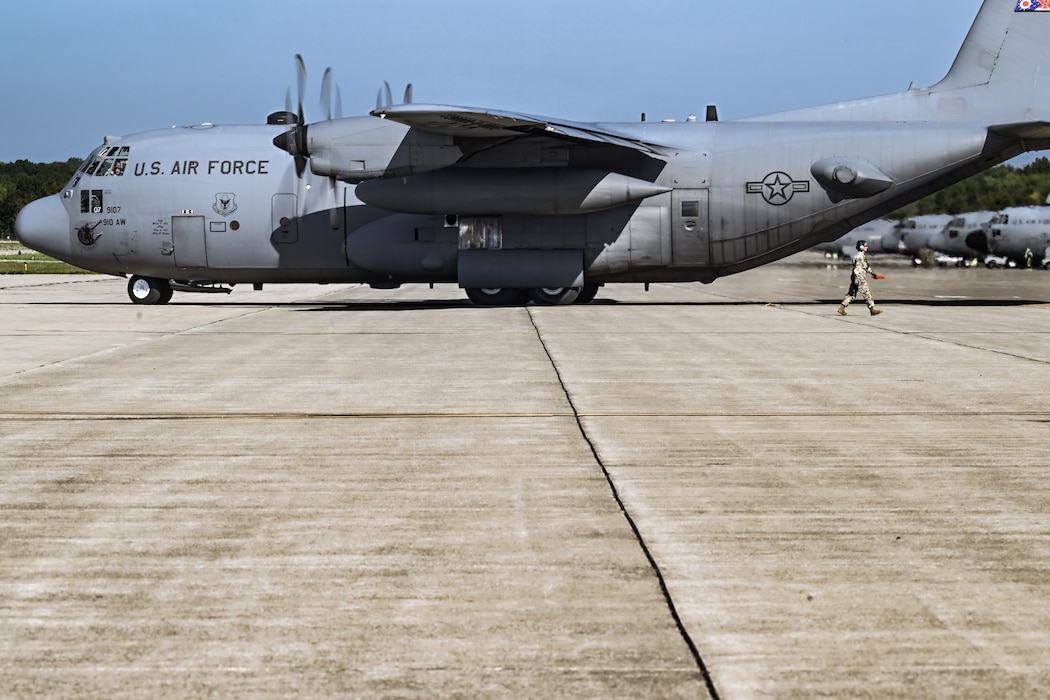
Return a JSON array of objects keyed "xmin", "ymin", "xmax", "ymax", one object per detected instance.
[{"xmin": 1016, "ymin": 0, "xmax": 1050, "ymax": 11}]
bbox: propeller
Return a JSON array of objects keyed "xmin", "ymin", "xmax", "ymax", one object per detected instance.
[
  {"xmin": 274, "ymin": 57, "xmax": 416, "ymax": 220},
  {"xmin": 320, "ymin": 67, "xmax": 344, "ymax": 121},
  {"xmin": 272, "ymin": 55, "xmax": 348, "ymax": 229},
  {"xmin": 274, "ymin": 54, "xmax": 353, "ymax": 178},
  {"xmin": 273, "ymin": 54, "xmax": 310, "ymax": 177},
  {"xmin": 317, "ymin": 66, "xmax": 349, "ymax": 228},
  {"xmin": 295, "ymin": 54, "xmax": 307, "ymax": 126},
  {"xmin": 375, "ymin": 81, "xmax": 414, "ymax": 112}
]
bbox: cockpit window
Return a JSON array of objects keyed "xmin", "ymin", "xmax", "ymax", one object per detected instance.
[{"xmin": 80, "ymin": 146, "xmax": 129, "ymax": 176}]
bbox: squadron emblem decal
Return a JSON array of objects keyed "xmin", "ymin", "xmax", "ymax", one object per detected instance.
[
  {"xmin": 213, "ymin": 192, "xmax": 238, "ymax": 216},
  {"xmin": 746, "ymin": 172, "xmax": 810, "ymax": 206}
]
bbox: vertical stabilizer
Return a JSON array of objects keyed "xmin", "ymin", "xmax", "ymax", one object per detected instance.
[
  {"xmin": 930, "ymin": 2, "xmax": 1013, "ymax": 92},
  {"xmin": 930, "ymin": 0, "xmax": 1050, "ymax": 125},
  {"xmin": 751, "ymin": 1, "xmax": 1050, "ymax": 124}
]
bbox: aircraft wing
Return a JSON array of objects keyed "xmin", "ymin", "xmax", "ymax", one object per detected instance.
[{"xmin": 372, "ymin": 104, "xmax": 668, "ymax": 155}]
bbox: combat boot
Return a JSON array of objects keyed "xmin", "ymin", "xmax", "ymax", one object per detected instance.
[
  {"xmin": 837, "ymin": 305, "xmax": 848, "ymax": 316},
  {"xmin": 870, "ymin": 307, "xmax": 883, "ymax": 316}
]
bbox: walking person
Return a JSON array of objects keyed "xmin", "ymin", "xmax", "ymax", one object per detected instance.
[{"xmin": 838, "ymin": 240, "xmax": 883, "ymax": 316}]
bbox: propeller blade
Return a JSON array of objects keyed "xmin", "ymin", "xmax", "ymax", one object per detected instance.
[
  {"xmin": 294, "ymin": 54, "xmax": 307, "ymax": 126},
  {"xmin": 335, "ymin": 84, "xmax": 343, "ymax": 119},
  {"xmin": 383, "ymin": 81, "xmax": 393, "ymax": 110},
  {"xmin": 403, "ymin": 83, "xmax": 413, "ymax": 105},
  {"xmin": 320, "ymin": 67, "xmax": 333, "ymax": 121},
  {"xmin": 329, "ymin": 177, "xmax": 341, "ymax": 229}
]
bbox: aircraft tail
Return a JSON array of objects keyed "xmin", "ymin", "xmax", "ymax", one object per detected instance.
[
  {"xmin": 752, "ymin": 1, "xmax": 1050, "ymax": 127},
  {"xmin": 930, "ymin": 0, "xmax": 1050, "ymax": 122}
]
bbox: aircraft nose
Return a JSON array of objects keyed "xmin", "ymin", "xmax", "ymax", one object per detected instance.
[{"xmin": 15, "ymin": 194, "xmax": 71, "ymax": 260}]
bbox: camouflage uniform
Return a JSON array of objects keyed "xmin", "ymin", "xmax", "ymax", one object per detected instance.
[{"xmin": 841, "ymin": 249, "xmax": 876, "ymax": 310}]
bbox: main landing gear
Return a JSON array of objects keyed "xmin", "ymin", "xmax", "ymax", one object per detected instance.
[{"xmin": 464, "ymin": 283, "xmax": 601, "ymax": 306}]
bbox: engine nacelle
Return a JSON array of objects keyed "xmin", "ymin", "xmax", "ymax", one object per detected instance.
[{"xmin": 275, "ymin": 116, "xmax": 464, "ymax": 183}]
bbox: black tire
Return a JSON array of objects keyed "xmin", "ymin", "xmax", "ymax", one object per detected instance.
[
  {"xmin": 529, "ymin": 287, "xmax": 580, "ymax": 305},
  {"xmin": 464, "ymin": 287, "xmax": 529, "ymax": 306},
  {"xmin": 574, "ymin": 282, "xmax": 600, "ymax": 304},
  {"xmin": 128, "ymin": 276, "xmax": 172, "ymax": 305}
]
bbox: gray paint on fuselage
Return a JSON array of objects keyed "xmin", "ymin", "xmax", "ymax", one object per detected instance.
[{"xmin": 14, "ymin": 2, "xmax": 1050, "ymax": 304}]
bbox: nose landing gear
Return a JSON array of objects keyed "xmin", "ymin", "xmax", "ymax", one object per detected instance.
[{"xmin": 128, "ymin": 275, "xmax": 173, "ymax": 305}]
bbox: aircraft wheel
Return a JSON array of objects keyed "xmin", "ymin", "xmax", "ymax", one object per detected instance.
[
  {"xmin": 574, "ymin": 282, "xmax": 601, "ymax": 304},
  {"xmin": 464, "ymin": 287, "xmax": 529, "ymax": 306},
  {"xmin": 128, "ymin": 276, "xmax": 172, "ymax": 305},
  {"xmin": 529, "ymin": 287, "xmax": 580, "ymax": 305}
]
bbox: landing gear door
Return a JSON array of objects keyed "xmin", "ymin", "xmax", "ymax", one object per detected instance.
[
  {"xmin": 671, "ymin": 189, "xmax": 710, "ymax": 266},
  {"xmin": 172, "ymin": 215, "xmax": 207, "ymax": 268}
]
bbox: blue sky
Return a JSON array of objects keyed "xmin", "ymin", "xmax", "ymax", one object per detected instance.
[{"xmin": 2, "ymin": 0, "xmax": 985, "ymax": 163}]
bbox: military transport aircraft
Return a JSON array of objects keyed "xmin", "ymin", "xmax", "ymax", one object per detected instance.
[
  {"xmin": 812, "ymin": 220, "xmax": 899, "ymax": 260},
  {"xmin": 14, "ymin": 1, "xmax": 1050, "ymax": 305},
  {"xmin": 896, "ymin": 215, "xmax": 957, "ymax": 259},
  {"xmin": 989, "ymin": 206, "xmax": 1050, "ymax": 267}
]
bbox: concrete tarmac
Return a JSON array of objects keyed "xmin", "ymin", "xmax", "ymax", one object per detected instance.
[{"xmin": 2, "ymin": 259, "xmax": 1049, "ymax": 698}]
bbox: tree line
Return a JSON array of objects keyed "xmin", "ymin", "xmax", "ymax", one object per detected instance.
[
  {"xmin": 1, "ymin": 160, "xmax": 81, "ymax": 239},
  {"xmin": 3, "ymin": 156, "xmax": 1050, "ymax": 239},
  {"xmin": 893, "ymin": 156, "xmax": 1050, "ymax": 217}
]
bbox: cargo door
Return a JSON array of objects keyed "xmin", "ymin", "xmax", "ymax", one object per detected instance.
[{"xmin": 172, "ymin": 215, "xmax": 207, "ymax": 267}]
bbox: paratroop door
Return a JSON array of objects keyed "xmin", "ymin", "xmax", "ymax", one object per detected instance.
[{"xmin": 671, "ymin": 189, "xmax": 710, "ymax": 266}]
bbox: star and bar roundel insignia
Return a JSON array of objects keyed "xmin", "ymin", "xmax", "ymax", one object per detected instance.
[{"xmin": 746, "ymin": 172, "xmax": 811, "ymax": 206}]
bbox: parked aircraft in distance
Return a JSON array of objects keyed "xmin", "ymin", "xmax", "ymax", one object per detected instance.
[
  {"xmin": 897, "ymin": 215, "xmax": 957, "ymax": 259},
  {"xmin": 14, "ymin": 1, "xmax": 1050, "ymax": 305},
  {"xmin": 990, "ymin": 207, "xmax": 1050, "ymax": 268},
  {"xmin": 812, "ymin": 220, "xmax": 898, "ymax": 259},
  {"xmin": 935, "ymin": 211, "xmax": 999, "ymax": 259},
  {"xmin": 820, "ymin": 206, "xmax": 1050, "ymax": 269}
]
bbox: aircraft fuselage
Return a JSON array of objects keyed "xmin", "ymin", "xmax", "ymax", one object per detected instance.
[{"xmin": 17, "ymin": 116, "xmax": 1010, "ymax": 304}]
